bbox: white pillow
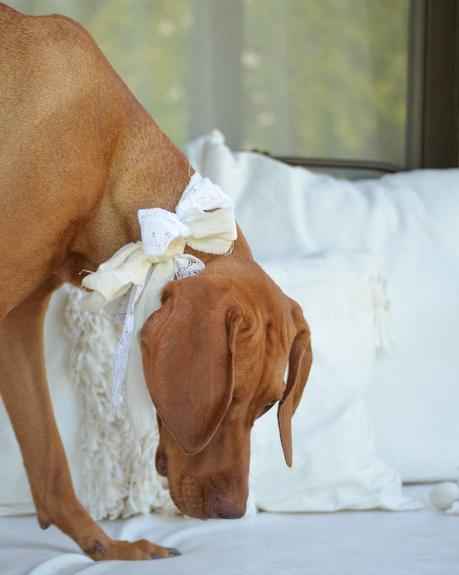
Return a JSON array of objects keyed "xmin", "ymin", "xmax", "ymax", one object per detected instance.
[
  {"xmin": 251, "ymin": 252, "xmax": 419, "ymax": 512},
  {"xmin": 185, "ymin": 130, "xmax": 459, "ymax": 482}
]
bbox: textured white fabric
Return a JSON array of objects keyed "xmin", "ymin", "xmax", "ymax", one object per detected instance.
[
  {"xmin": 81, "ymin": 171, "xmax": 237, "ymax": 439},
  {"xmin": 185, "ymin": 130, "xmax": 459, "ymax": 482},
  {"xmin": 63, "ymin": 286, "xmax": 178, "ymax": 520},
  {"xmin": 251, "ymin": 252, "xmax": 420, "ymax": 512},
  {"xmin": 0, "ymin": 484, "xmax": 456, "ymax": 575}
]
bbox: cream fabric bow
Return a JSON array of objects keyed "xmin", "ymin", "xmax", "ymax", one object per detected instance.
[{"xmin": 81, "ymin": 173, "xmax": 237, "ymax": 439}]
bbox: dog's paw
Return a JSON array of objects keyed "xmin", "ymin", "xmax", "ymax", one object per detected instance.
[{"xmin": 85, "ymin": 538, "xmax": 180, "ymax": 561}]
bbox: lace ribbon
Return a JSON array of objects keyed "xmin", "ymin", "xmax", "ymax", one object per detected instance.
[{"xmin": 80, "ymin": 172, "xmax": 237, "ymax": 437}]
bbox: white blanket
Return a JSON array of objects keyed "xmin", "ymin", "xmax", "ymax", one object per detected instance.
[{"xmin": 0, "ymin": 485, "xmax": 456, "ymax": 575}]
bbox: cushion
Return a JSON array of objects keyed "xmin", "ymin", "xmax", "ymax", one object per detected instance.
[
  {"xmin": 185, "ymin": 130, "xmax": 459, "ymax": 482},
  {"xmin": 251, "ymin": 252, "xmax": 419, "ymax": 512}
]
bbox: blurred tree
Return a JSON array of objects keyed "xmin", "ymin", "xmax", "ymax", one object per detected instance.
[{"xmin": 242, "ymin": 0, "xmax": 410, "ymax": 164}]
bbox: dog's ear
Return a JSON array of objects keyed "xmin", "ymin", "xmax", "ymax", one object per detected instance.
[
  {"xmin": 277, "ymin": 305, "xmax": 312, "ymax": 467},
  {"xmin": 140, "ymin": 274, "xmax": 239, "ymax": 455}
]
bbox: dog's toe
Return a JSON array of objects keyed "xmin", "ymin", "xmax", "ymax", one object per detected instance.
[{"xmin": 150, "ymin": 547, "xmax": 180, "ymax": 559}]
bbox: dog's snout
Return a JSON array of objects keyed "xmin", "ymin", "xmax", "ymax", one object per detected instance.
[{"xmin": 214, "ymin": 495, "xmax": 246, "ymax": 519}]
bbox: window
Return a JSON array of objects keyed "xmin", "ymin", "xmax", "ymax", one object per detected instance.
[{"xmin": 10, "ymin": 0, "xmax": 459, "ymax": 169}]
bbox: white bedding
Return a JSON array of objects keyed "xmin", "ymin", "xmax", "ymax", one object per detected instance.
[{"xmin": 0, "ymin": 485, "xmax": 456, "ymax": 575}]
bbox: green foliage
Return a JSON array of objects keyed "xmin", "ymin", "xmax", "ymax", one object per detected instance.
[{"xmin": 242, "ymin": 0, "xmax": 410, "ymax": 163}]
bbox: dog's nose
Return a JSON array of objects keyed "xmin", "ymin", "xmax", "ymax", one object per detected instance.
[{"xmin": 214, "ymin": 495, "xmax": 246, "ymax": 519}]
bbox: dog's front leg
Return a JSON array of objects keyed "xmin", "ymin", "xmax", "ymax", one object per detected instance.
[{"xmin": 0, "ymin": 282, "xmax": 178, "ymax": 561}]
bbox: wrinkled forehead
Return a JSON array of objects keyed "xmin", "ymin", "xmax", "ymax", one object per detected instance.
[
  {"xmin": 233, "ymin": 293, "xmax": 295, "ymax": 393},
  {"xmin": 232, "ymin": 333, "xmax": 290, "ymax": 411}
]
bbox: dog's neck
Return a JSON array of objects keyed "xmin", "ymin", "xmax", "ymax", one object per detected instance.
[
  {"xmin": 109, "ymin": 108, "xmax": 193, "ymax": 224},
  {"xmin": 67, "ymin": 114, "xmax": 189, "ymax": 276},
  {"xmin": 54, "ymin": 38, "xmax": 254, "ymax": 284},
  {"xmin": 66, "ymin": 111, "xmax": 251, "ymax": 284}
]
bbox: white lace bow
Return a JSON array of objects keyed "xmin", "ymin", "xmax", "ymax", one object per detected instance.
[{"xmin": 81, "ymin": 173, "xmax": 237, "ymax": 438}]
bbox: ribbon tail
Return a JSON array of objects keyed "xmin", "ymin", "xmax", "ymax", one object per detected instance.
[
  {"xmin": 125, "ymin": 261, "xmax": 175, "ymax": 440},
  {"xmin": 112, "ymin": 285, "xmax": 143, "ymax": 405}
]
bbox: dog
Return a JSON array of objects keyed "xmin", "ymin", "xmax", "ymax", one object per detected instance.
[{"xmin": 0, "ymin": 3, "xmax": 312, "ymax": 561}]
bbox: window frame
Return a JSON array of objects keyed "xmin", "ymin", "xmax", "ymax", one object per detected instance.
[{"xmin": 422, "ymin": 0, "xmax": 459, "ymax": 168}]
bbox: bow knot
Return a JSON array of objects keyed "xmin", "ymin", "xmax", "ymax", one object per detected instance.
[
  {"xmin": 82, "ymin": 175, "xmax": 236, "ymax": 309},
  {"xmin": 139, "ymin": 176, "xmax": 236, "ymax": 261}
]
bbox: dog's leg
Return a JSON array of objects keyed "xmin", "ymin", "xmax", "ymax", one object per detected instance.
[{"xmin": 0, "ymin": 282, "xmax": 179, "ymax": 561}]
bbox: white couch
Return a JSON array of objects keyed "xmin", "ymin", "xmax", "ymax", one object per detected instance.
[
  {"xmin": 0, "ymin": 131, "xmax": 458, "ymax": 574},
  {"xmin": 0, "ymin": 484, "xmax": 456, "ymax": 575}
]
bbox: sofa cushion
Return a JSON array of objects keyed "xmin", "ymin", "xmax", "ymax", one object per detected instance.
[{"xmin": 252, "ymin": 252, "xmax": 418, "ymax": 512}]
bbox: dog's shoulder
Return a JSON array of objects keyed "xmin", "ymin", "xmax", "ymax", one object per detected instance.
[{"xmin": 1, "ymin": 4, "xmax": 105, "ymax": 82}]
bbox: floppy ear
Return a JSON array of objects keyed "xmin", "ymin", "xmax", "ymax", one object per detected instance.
[
  {"xmin": 140, "ymin": 275, "xmax": 239, "ymax": 455},
  {"xmin": 278, "ymin": 306, "xmax": 312, "ymax": 467}
]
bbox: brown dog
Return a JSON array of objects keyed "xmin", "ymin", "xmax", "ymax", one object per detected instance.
[{"xmin": 0, "ymin": 3, "xmax": 312, "ymax": 561}]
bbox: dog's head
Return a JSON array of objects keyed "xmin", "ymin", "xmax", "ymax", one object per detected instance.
[{"xmin": 140, "ymin": 260, "xmax": 311, "ymax": 519}]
